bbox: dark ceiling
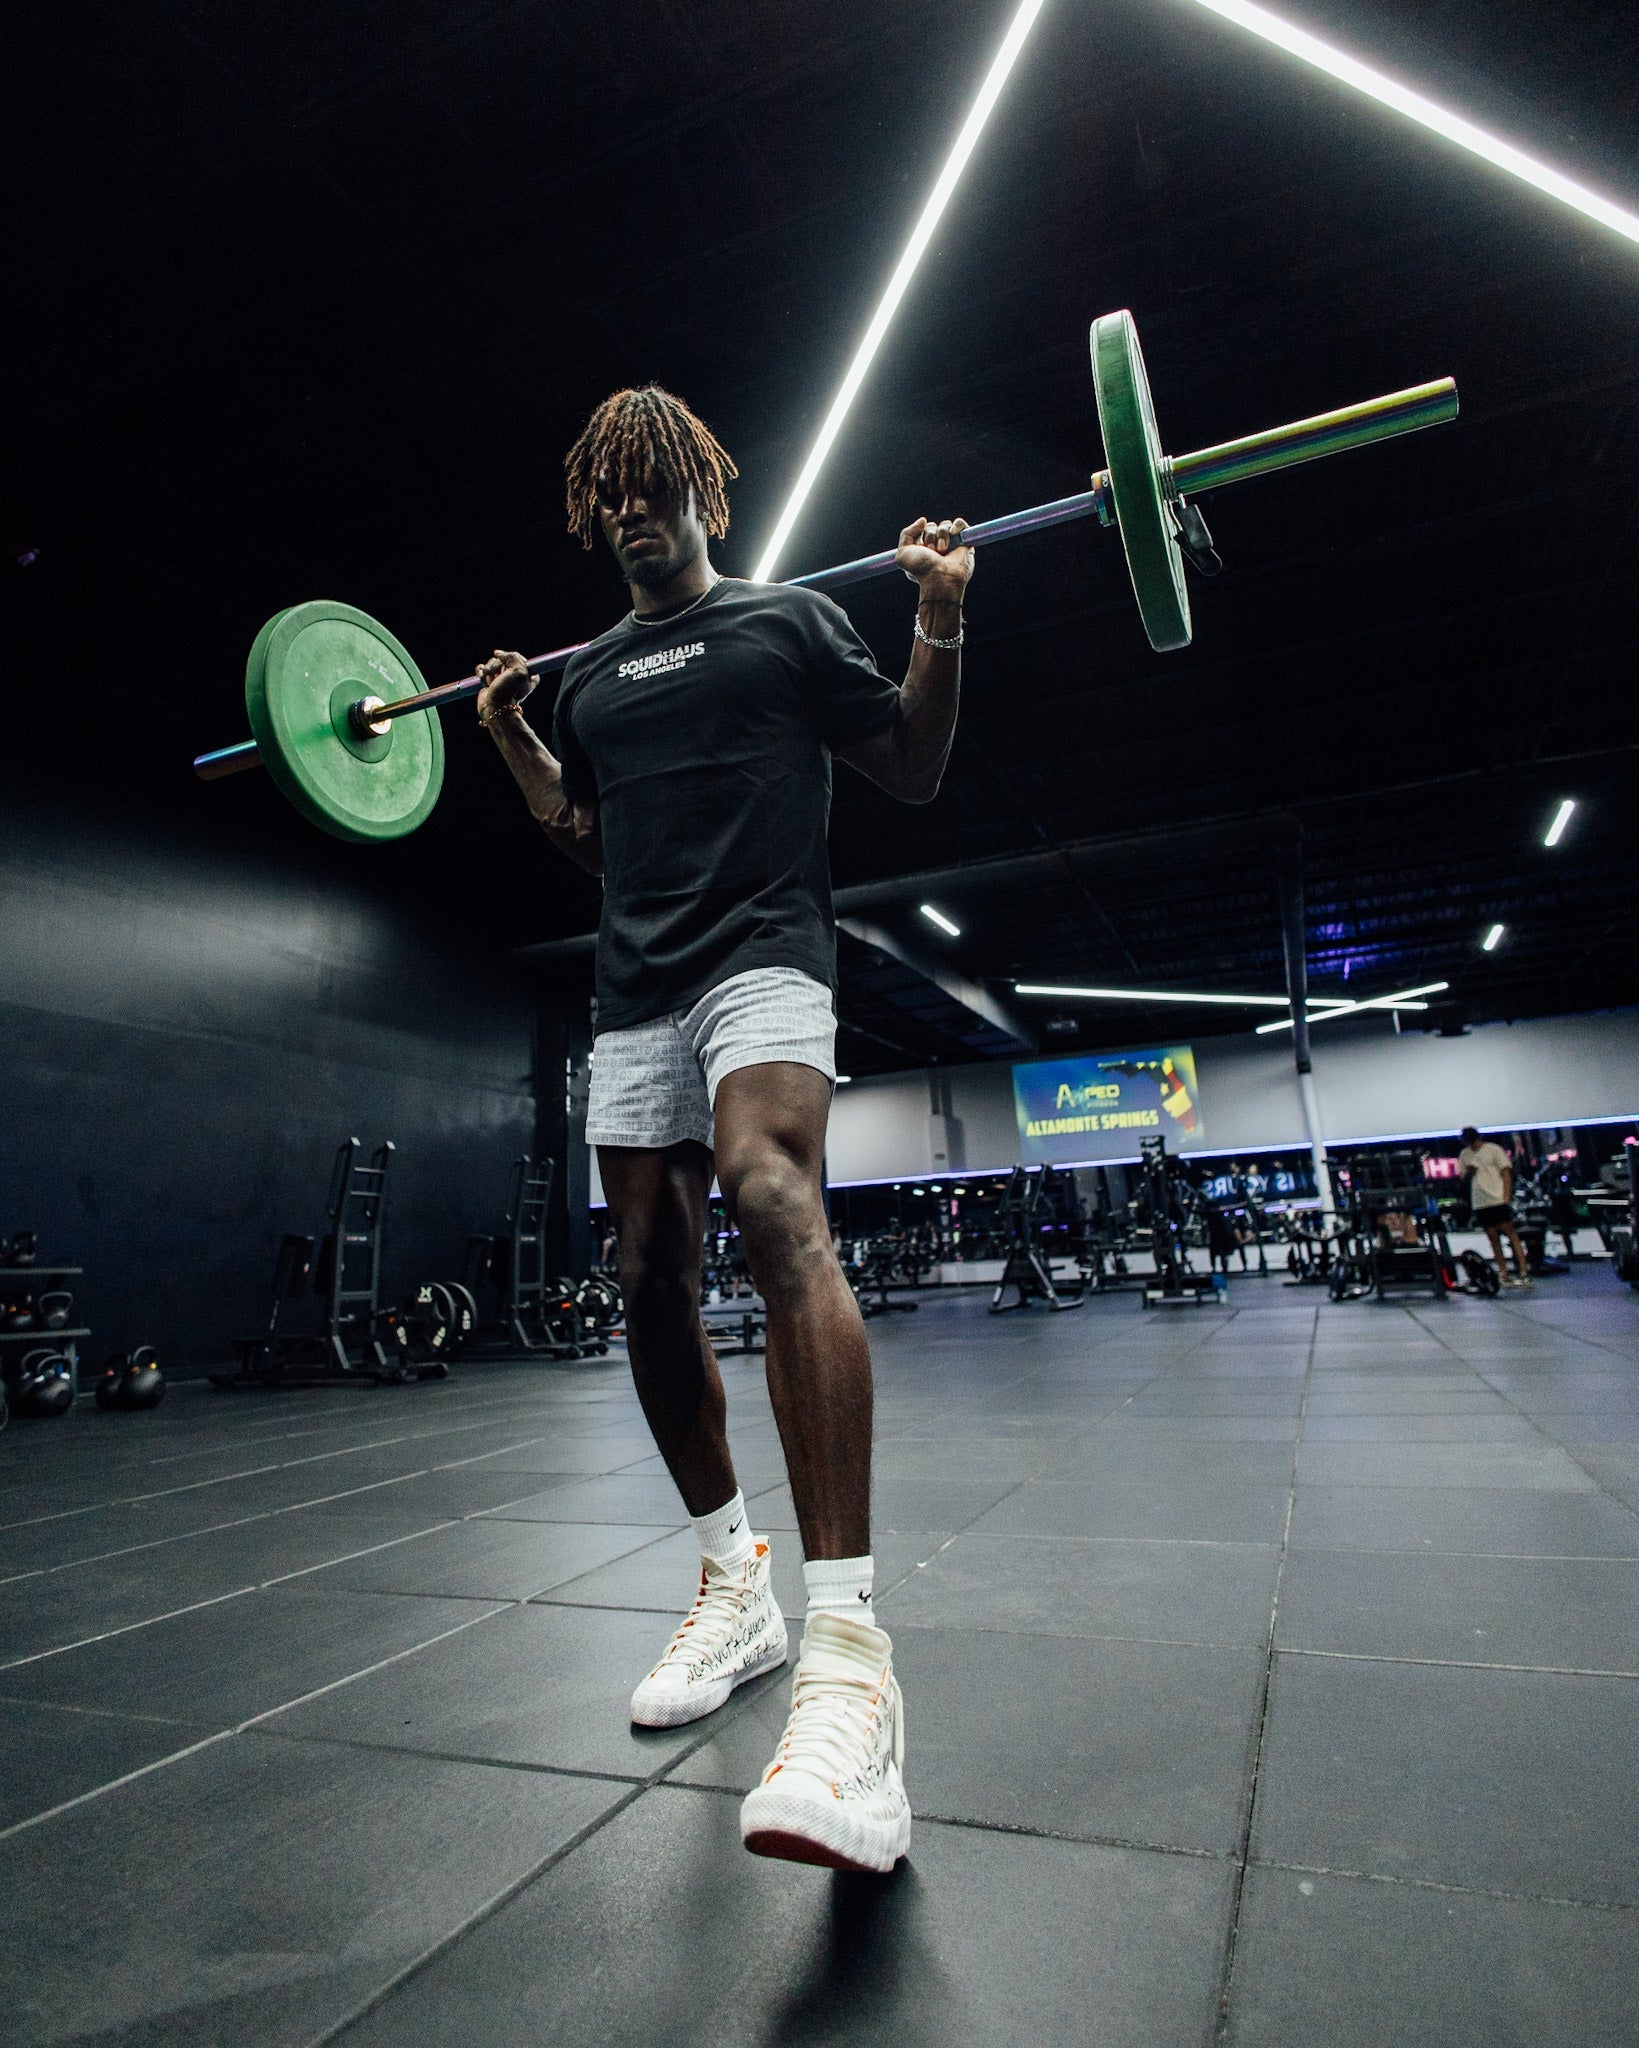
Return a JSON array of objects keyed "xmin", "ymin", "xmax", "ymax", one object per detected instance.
[{"xmin": 7, "ymin": 0, "xmax": 1636, "ymax": 1074}]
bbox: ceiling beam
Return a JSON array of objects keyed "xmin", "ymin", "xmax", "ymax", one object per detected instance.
[{"xmin": 837, "ymin": 916, "xmax": 1039, "ymax": 1053}]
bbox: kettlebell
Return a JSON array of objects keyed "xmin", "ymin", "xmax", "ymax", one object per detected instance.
[
  {"xmin": 39, "ymin": 1290, "xmax": 73, "ymax": 1331},
  {"xmin": 3, "ymin": 1302, "xmax": 35, "ymax": 1331},
  {"xmin": 17, "ymin": 1349, "xmax": 74, "ymax": 1419},
  {"xmin": 96, "ymin": 1346, "xmax": 165, "ymax": 1411},
  {"xmin": 4, "ymin": 1230, "xmax": 37, "ymax": 1267}
]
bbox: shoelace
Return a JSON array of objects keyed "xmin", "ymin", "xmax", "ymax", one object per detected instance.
[
  {"xmin": 649, "ymin": 1568, "xmax": 752, "ymax": 1676},
  {"xmin": 767, "ymin": 1666, "xmax": 903, "ymax": 1784}
]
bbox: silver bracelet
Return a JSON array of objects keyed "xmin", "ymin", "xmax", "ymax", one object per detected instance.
[{"xmin": 914, "ymin": 615, "xmax": 964, "ymax": 651}]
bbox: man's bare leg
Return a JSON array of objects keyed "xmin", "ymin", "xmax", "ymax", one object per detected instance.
[
  {"xmin": 1503, "ymin": 1219, "xmax": 1532, "ymax": 1282},
  {"xmin": 1484, "ymin": 1225, "xmax": 1514, "ymax": 1285},
  {"xmin": 598, "ymin": 1140, "xmax": 737, "ymax": 1515},
  {"xmin": 712, "ymin": 1062, "xmax": 872, "ymax": 1560},
  {"xmin": 604, "ymin": 1139, "xmax": 790, "ymax": 1733}
]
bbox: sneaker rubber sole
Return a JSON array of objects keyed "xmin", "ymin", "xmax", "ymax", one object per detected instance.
[
  {"xmin": 629, "ymin": 1634, "xmax": 788, "ymax": 1729},
  {"xmin": 740, "ymin": 1786, "xmax": 911, "ymax": 1874}
]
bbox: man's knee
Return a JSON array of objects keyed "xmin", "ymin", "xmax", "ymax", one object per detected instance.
[
  {"xmin": 722, "ymin": 1153, "xmax": 829, "ymax": 1292},
  {"xmin": 619, "ymin": 1245, "xmax": 697, "ymax": 1329}
]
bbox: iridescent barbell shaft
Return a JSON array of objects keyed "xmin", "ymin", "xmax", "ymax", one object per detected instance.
[
  {"xmin": 1168, "ymin": 378, "xmax": 1457, "ymax": 495},
  {"xmin": 192, "ymin": 375, "xmax": 1456, "ymax": 781}
]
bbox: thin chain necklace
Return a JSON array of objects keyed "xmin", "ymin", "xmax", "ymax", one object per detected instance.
[{"xmin": 628, "ymin": 573, "xmax": 726, "ymax": 628}]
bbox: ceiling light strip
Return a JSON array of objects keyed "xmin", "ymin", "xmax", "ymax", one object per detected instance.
[
  {"xmin": 751, "ymin": 0, "xmax": 1050, "ymax": 581},
  {"xmin": 1543, "ymin": 799, "xmax": 1576, "ymax": 847},
  {"xmin": 1015, "ymin": 983, "xmax": 1292, "ymax": 1007},
  {"xmin": 1255, "ymin": 980, "xmax": 1451, "ymax": 1034},
  {"xmin": 1178, "ymin": 0, "xmax": 1639, "ymax": 247}
]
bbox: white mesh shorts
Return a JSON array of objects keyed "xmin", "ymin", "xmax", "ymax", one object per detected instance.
[{"xmin": 586, "ymin": 967, "xmax": 837, "ymax": 1151}]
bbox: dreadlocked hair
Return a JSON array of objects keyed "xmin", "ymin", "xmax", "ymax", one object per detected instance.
[{"xmin": 564, "ymin": 384, "xmax": 738, "ymax": 547}]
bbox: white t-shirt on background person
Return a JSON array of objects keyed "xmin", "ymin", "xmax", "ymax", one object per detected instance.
[{"xmin": 1458, "ymin": 1140, "xmax": 1512, "ymax": 1210}]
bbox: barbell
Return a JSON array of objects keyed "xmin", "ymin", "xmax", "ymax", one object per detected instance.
[{"xmin": 192, "ymin": 309, "xmax": 1457, "ymax": 843}]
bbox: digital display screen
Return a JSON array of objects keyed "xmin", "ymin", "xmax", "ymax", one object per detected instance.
[
  {"xmin": 1012, "ymin": 1044, "xmax": 1203, "ymax": 1166},
  {"xmin": 1198, "ymin": 1162, "xmax": 1317, "ymax": 1204}
]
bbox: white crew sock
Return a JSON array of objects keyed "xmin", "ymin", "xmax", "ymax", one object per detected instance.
[
  {"xmin": 691, "ymin": 1489, "xmax": 756, "ymax": 1572},
  {"xmin": 803, "ymin": 1554, "xmax": 875, "ymax": 1626}
]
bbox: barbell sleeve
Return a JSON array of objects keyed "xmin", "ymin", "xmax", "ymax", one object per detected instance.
[
  {"xmin": 192, "ymin": 374, "xmax": 1455, "ymax": 782},
  {"xmin": 1167, "ymin": 379, "xmax": 1458, "ymax": 497}
]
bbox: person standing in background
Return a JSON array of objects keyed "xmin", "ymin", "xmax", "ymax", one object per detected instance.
[{"xmin": 1457, "ymin": 1126, "xmax": 1531, "ymax": 1286}]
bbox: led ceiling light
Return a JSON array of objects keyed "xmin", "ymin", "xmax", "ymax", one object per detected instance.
[
  {"xmin": 1015, "ymin": 982, "xmax": 1292, "ymax": 1007},
  {"xmin": 920, "ymin": 904, "xmax": 962, "ymax": 937},
  {"xmin": 1255, "ymin": 981, "xmax": 1451, "ymax": 1034},
  {"xmin": 751, "ymin": 0, "xmax": 1050, "ymax": 581},
  {"xmin": 1179, "ymin": 0, "xmax": 1639, "ymax": 247},
  {"xmin": 1482, "ymin": 923, "xmax": 1506, "ymax": 952},
  {"xmin": 1544, "ymin": 799, "xmax": 1577, "ymax": 847}
]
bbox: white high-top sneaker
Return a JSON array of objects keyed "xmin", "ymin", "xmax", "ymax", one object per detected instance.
[
  {"xmin": 629, "ymin": 1540, "xmax": 788, "ymax": 1729},
  {"xmin": 739, "ymin": 1610, "xmax": 911, "ymax": 1873}
]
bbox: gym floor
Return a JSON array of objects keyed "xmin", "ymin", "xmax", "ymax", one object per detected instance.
[{"xmin": 4, "ymin": 1272, "xmax": 1637, "ymax": 2047}]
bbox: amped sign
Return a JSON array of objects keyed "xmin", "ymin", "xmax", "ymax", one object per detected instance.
[{"xmin": 1012, "ymin": 1045, "xmax": 1204, "ymax": 1167}]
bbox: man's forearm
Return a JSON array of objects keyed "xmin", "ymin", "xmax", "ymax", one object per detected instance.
[
  {"xmin": 485, "ymin": 708, "xmax": 603, "ymax": 873},
  {"xmin": 891, "ymin": 587, "xmax": 964, "ymax": 801}
]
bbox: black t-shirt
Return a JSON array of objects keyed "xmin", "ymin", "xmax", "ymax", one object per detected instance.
[{"xmin": 552, "ymin": 578, "xmax": 901, "ymax": 1031}]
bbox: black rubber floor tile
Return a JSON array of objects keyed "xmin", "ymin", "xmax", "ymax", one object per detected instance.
[
  {"xmin": 972, "ymin": 1477, "xmax": 1292, "ymax": 1544},
  {"xmin": 1303, "ymin": 1390, "xmax": 1514, "ymax": 1415},
  {"xmin": 1571, "ymin": 1451, "xmax": 1639, "ymax": 1506},
  {"xmin": 892, "ymin": 1403, "xmax": 1120, "ymax": 1434},
  {"xmin": 1123, "ymin": 1389, "xmax": 1304, "ymax": 1415},
  {"xmin": 1287, "ymin": 1485, "xmax": 1639, "ymax": 1557},
  {"xmin": 264, "ymin": 1599, "xmax": 757, "ymax": 1776},
  {"xmin": 0, "ymin": 1731, "xmax": 620, "ymax": 2048},
  {"xmin": 281, "ymin": 1466, "xmax": 578, "ymax": 1519},
  {"xmin": 671, "ymin": 1624, "xmax": 1266, "ymax": 1854},
  {"xmin": 475, "ymin": 1472, "xmax": 687, "ymax": 1524},
  {"xmin": 0, "ymin": 1480, "xmax": 202, "ymax": 1523},
  {"xmin": 431, "ymin": 1433, "xmax": 664, "ymax": 1475},
  {"xmin": 0, "ymin": 1495, "xmax": 329, "ymax": 1578},
  {"xmin": 0, "ymin": 1511, "xmax": 445, "ymax": 1662},
  {"xmin": 0, "ymin": 1696, "xmax": 209, "ymax": 1830},
  {"xmin": 869, "ymin": 1435, "xmax": 1071, "ymax": 1481},
  {"xmin": 1551, "ymin": 1415, "xmax": 1639, "ymax": 1445},
  {"xmin": 542, "ymin": 1524, "xmax": 949, "ymax": 1621},
  {"xmin": 750, "ymin": 1476, "xmax": 1020, "ymax": 1534},
  {"xmin": 1050, "ymin": 1439, "xmax": 1296, "ymax": 1485},
  {"xmin": 1307, "ymin": 1352, "xmax": 1456, "ymax": 1369},
  {"xmin": 1095, "ymin": 1416, "xmax": 1300, "ymax": 1441},
  {"xmin": 1224, "ymin": 1867, "xmax": 1639, "ymax": 2047},
  {"xmin": 1162, "ymin": 1357, "xmax": 1309, "ymax": 1379},
  {"xmin": 1252, "ymin": 1652, "xmax": 1639, "ymax": 1900},
  {"xmin": 333, "ymin": 1784, "xmax": 1231, "ymax": 2048},
  {"xmin": 879, "ymin": 1531, "xmax": 1279, "ymax": 1646},
  {"xmin": 1483, "ymin": 1375, "xmax": 1639, "ymax": 1400},
  {"xmin": 1301, "ymin": 1414, "xmax": 1542, "ymax": 1442},
  {"xmin": 306, "ymin": 1516, "xmax": 677, "ymax": 1599},
  {"xmin": 0, "ymin": 1584, "xmax": 500, "ymax": 1722},
  {"xmin": 1275, "ymin": 1549, "xmax": 1639, "ymax": 1669},
  {"xmin": 1294, "ymin": 1442, "xmax": 1597, "ymax": 1491}
]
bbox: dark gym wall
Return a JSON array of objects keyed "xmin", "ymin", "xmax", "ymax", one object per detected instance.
[{"xmin": 1, "ymin": 794, "xmax": 538, "ymax": 1375}]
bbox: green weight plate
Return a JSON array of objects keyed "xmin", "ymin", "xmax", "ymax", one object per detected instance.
[
  {"xmin": 245, "ymin": 605, "xmax": 294, "ymax": 706},
  {"xmin": 247, "ymin": 600, "xmax": 443, "ymax": 843},
  {"xmin": 1090, "ymin": 310, "xmax": 1191, "ymax": 653}
]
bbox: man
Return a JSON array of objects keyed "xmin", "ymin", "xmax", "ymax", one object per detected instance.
[
  {"xmin": 1457, "ymin": 1126, "xmax": 1530, "ymax": 1286},
  {"xmin": 474, "ymin": 384, "xmax": 972, "ymax": 1874}
]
